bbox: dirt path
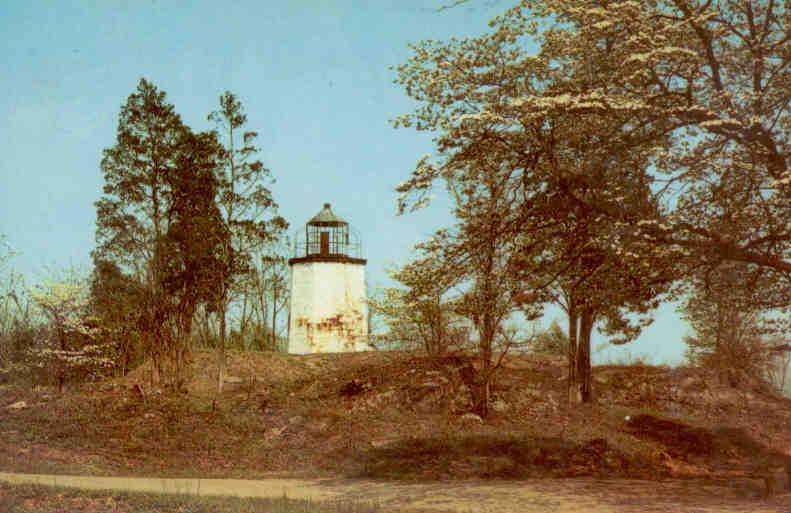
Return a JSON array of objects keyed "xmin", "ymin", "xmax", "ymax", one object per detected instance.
[{"xmin": 0, "ymin": 472, "xmax": 788, "ymax": 513}]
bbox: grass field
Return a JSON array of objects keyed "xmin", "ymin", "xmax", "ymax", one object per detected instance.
[{"xmin": 0, "ymin": 481, "xmax": 380, "ymax": 513}]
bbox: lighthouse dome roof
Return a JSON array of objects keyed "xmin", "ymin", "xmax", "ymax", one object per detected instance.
[{"xmin": 308, "ymin": 203, "xmax": 347, "ymax": 226}]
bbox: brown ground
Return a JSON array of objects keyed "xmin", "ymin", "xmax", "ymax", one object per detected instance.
[
  {"xmin": 1, "ymin": 350, "xmax": 790, "ymax": 503},
  {"xmin": 1, "ymin": 473, "xmax": 791, "ymax": 513}
]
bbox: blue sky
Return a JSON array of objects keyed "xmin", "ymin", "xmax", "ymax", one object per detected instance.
[{"xmin": 0, "ymin": 0, "xmax": 688, "ymax": 364}]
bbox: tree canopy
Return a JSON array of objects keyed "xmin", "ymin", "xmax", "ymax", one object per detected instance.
[{"xmin": 392, "ymin": 0, "xmax": 789, "ymax": 402}]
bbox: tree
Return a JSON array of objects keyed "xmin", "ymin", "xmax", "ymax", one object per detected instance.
[
  {"xmin": 396, "ymin": 155, "xmax": 533, "ymax": 416},
  {"xmin": 0, "ymin": 237, "xmax": 35, "ymax": 378},
  {"xmin": 447, "ymin": 164, "xmax": 530, "ymax": 416},
  {"xmin": 262, "ymin": 247, "xmax": 290, "ymax": 352},
  {"xmin": 94, "ymin": 78, "xmax": 187, "ymax": 385},
  {"xmin": 543, "ymin": 218, "xmax": 675, "ymax": 402},
  {"xmin": 208, "ymin": 92, "xmax": 287, "ymax": 391},
  {"xmin": 681, "ymin": 262, "xmax": 777, "ymax": 386},
  {"xmin": 531, "ymin": 319, "xmax": 568, "ymax": 356},
  {"xmin": 392, "ymin": 6, "xmax": 677, "ymax": 403},
  {"xmin": 95, "ymin": 78, "xmax": 228, "ymax": 387},
  {"xmin": 369, "ymin": 262, "xmax": 467, "ymax": 355},
  {"xmin": 29, "ymin": 276, "xmax": 111, "ymax": 392},
  {"xmin": 90, "ymin": 260, "xmax": 147, "ymax": 376},
  {"xmin": 231, "ymin": 241, "xmax": 291, "ymax": 352},
  {"xmin": 160, "ymin": 129, "xmax": 229, "ymax": 384},
  {"xmin": 490, "ymin": 0, "xmax": 791, "ymax": 299}
]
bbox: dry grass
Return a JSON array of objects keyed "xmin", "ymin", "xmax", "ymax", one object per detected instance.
[
  {"xmin": 1, "ymin": 349, "xmax": 789, "ymax": 486},
  {"xmin": 0, "ymin": 482, "xmax": 380, "ymax": 513}
]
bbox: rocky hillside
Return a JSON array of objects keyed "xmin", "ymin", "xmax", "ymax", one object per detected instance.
[{"xmin": 1, "ymin": 350, "xmax": 789, "ymax": 486}]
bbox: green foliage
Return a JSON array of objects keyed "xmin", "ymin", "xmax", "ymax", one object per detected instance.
[
  {"xmin": 0, "ymin": 239, "xmax": 37, "ymax": 380},
  {"xmin": 160, "ymin": 130, "xmax": 229, "ymax": 326},
  {"xmin": 392, "ymin": 1, "xmax": 680, "ymax": 403},
  {"xmin": 207, "ymin": 91, "xmax": 288, "ymax": 390},
  {"xmin": 28, "ymin": 276, "xmax": 115, "ymax": 389},
  {"xmin": 681, "ymin": 263, "xmax": 777, "ymax": 385},
  {"xmin": 207, "ymin": 91, "xmax": 288, "ymax": 308},
  {"xmin": 369, "ymin": 282, "xmax": 467, "ymax": 355},
  {"xmin": 94, "ymin": 78, "xmax": 233, "ymax": 385},
  {"xmin": 95, "ymin": 78, "xmax": 186, "ymax": 275},
  {"xmin": 90, "ymin": 260, "xmax": 148, "ymax": 376},
  {"xmin": 531, "ymin": 320, "xmax": 568, "ymax": 356}
]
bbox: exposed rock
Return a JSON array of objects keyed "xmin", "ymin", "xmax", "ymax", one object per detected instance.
[
  {"xmin": 5, "ymin": 400, "xmax": 26, "ymax": 410},
  {"xmin": 266, "ymin": 425, "xmax": 287, "ymax": 439},
  {"xmin": 307, "ymin": 421, "xmax": 329, "ymax": 434},
  {"xmin": 680, "ymin": 376, "xmax": 699, "ymax": 389},
  {"xmin": 288, "ymin": 415, "xmax": 304, "ymax": 425},
  {"xmin": 411, "ymin": 382, "xmax": 442, "ymax": 403},
  {"xmin": 365, "ymin": 389, "xmax": 398, "ymax": 409},
  {"xmin": 491, "ymin": 399, "xmax": 510, "ymax": 413},
  {"xmin": 223, "ymin": 375, "xmax": 244, "ymax": 385},
  {"xmin": 370, "ymin": 438, "xmax": 399, "ymax": 449},
  {"xmin": 143, "ymin": 412, "xmax": 156, "ymax": 419},
  {"xmin": 459, "ymin": 412, "xmax": 483, "ymax": 425}
]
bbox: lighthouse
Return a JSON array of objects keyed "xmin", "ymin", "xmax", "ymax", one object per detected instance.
[{"xmin": 287, "ymin": 203, "xmax": 368, "ymax": 354}]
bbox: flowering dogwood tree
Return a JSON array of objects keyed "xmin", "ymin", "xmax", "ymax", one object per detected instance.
[
  {"xmin": 496, "ymin": 0, "xmax": 789, "ymax": 290},
  {"xmin": 393, "ymin": 0, "xmax": 788, "ymax": 401},
  {"xmin": 29, "ymin": 279, "xmax": 112, "ymax": 392}
]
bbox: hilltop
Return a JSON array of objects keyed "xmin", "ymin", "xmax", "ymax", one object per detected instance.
[{"xmin": 1, "ymin": 350, "xmax": 789, "ymax": 489}]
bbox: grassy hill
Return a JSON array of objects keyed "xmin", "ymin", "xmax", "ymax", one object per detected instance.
[{"xmin": 1, "ymin": 350, "xmax": 789, "ymax": 486}]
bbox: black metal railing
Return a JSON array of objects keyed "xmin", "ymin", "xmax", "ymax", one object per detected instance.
[{"xmin": 292, "ymin": 226, "xmax": 362, "ymax": 259}]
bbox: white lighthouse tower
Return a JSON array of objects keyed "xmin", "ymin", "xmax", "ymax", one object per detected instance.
[{"xmin": 287, "ymin": 203, "xmax": 368, "ymax": 354}]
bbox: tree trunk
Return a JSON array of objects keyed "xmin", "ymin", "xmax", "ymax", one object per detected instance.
[
  {"xmin": 567, "ymin": 304, "xmax": 578, "ymax": 404},
  {"xmin": 576, "ymin": 309, "xmax": 594, "ymax": 403},
  {"xmin": 271, "ymin": 281, "xmax": 278, "ymax": 351},
  {"xmin": 57, "ymin": 326, "xmax": 65, "ymax": 394},
  {"xmin": 474, "ymin": 311, "xmax": 495, "ymax": 418},
  {"xmin": 216, "ymin": 306, "xmax": 226, "ymax": 394},
  {"xmin": 240, "ymin": 294, "xmax": 249, "ymax": 350},
  {"xmin": 175, "ymin": 306, "xmax": 193, "ymax": 390}
]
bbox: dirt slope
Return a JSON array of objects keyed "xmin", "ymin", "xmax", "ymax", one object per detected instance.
[{"xmin": 1, "ymin": 350, "xmax": 789, "ymax": 486}]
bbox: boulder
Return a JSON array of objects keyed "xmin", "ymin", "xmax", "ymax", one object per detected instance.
[
  {"xmin": 459, "ymin": 412, "xmax": 484, "ymax": 425},
  {"xmin": 370, "ymin": 438, "xmax": 399, "ymax": 449},
  {"xmin": 266, "ymin": 425, "xmax": 287, "ymax": 439},
  {"xmin": 491, "ymin": 399, "xmax": 510, "ymax": 413},
  {"xmin": 5, "ymin": 400, "xmax": 27, "ymax": 411}
]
